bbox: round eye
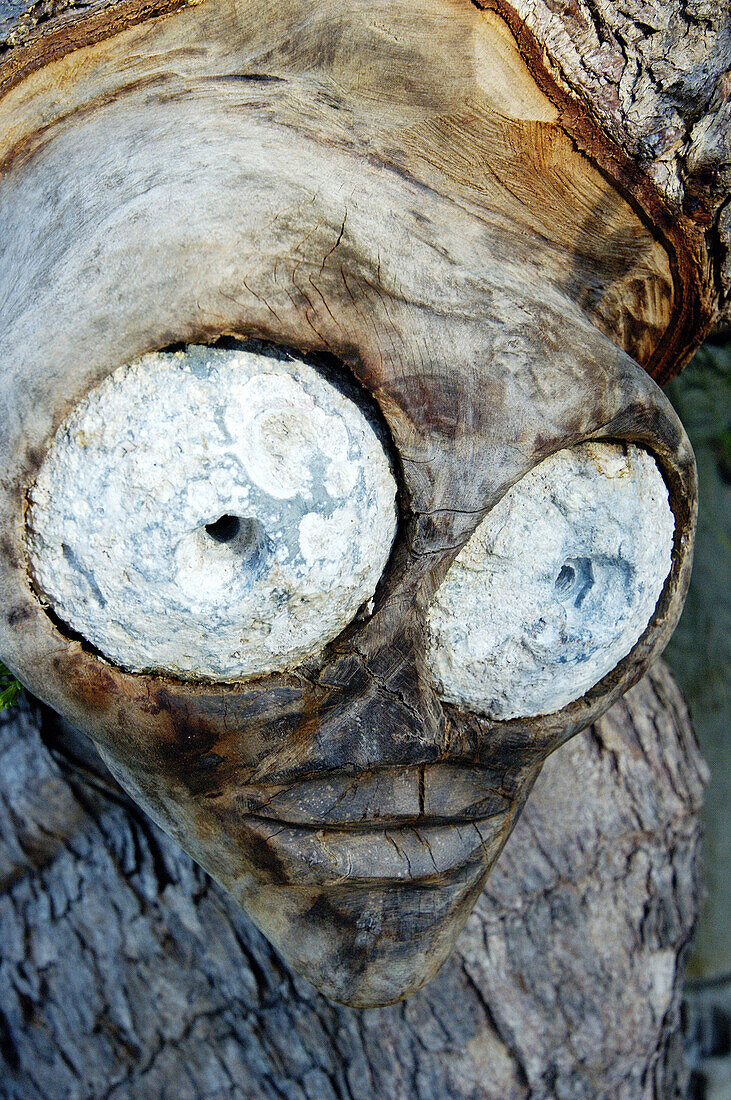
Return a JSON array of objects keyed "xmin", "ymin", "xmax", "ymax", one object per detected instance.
[
  {"xmin": 25, "ymin": 345, "xmax": 397, "ymax": 680},
  {"xmin": 427, "ymin": 442, "xmax": 674, "ymax": 719}
]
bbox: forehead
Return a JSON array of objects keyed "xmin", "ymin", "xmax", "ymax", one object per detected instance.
[
  {"xmin": 0, "ymin": 0, "xmax": 673, "ymax": 512},
  {"xmin": 0, "ymin": 0, "xmax": 672, "ymax": 339}
]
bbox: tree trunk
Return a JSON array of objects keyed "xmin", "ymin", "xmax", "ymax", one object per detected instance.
[
  {"xmin": 0, "ymin": 659, "xmax": 706, "ymax": 1099},
  {"xmin": 0, "ymin": 0, "xmax": 724, "ymax": 1087},
  {"xmin": 479, "ymin": 0, "xmax": 731, "ymax": 338}
]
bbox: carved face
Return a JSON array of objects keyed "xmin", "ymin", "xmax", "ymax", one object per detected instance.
[{"xmin": 0, "ymin": 0, "xmax": 696, "ymax": 1006}]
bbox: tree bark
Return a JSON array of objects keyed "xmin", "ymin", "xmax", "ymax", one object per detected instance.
[
  {"xmin": 481, "ymin": 0, "xmax": 731, "ymax": 333},
  {"xmin": 0, "ymin": 659, "xmax": 706, "ymax": 1099}
]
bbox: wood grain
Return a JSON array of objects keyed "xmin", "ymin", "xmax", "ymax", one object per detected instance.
[{"xmin": 1, "ymin": 0, "xmax": 727, "ymax": 369}]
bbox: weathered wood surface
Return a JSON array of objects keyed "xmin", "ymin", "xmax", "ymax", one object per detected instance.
[
  {"xmin": 0, "ymin": 0, "xmax": 704, "ymax": 1006},
  {"xmin": 0, "ymin": 0, "xmax": 720, "ymax": 1044},
  {"xmin": 479, "ymin": 0, "xmax": 731, "ymax": 335},
  {"xmin": 0, "ymin": 0, "xmax": 727, "ymax": 363},
  {"xmin": 0, "ymin": 660, "xmax": 706, "ymax": 1098}
]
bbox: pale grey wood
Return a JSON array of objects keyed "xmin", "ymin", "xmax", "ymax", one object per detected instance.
[
  {"xmin": 0, "ymin": 660, "xmax": 706, "ymax": 1098},
  {"xmin": 0, "ymin": 0, "xmax": 701, "ymax": 1006},
  {"xmin": 0, "ymin": 0, "xmax": 716, "ymax": 1076}
]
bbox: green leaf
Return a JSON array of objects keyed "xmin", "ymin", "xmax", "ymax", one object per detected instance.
[{"xmin": 0, "ymin": 662, "xmax": 22, "ymax": 712}]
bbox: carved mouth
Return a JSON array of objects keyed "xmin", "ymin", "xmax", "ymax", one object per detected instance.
[
  {"xmin": 240, "ymin": 812, "xmax": 509, "ymax": 887},
  {"xmin": 225, "ymin": 763, "xmax": 511, "ymax": 828},
  {"xmin": 215, "ymin": 764, "xmax": 513, "ymax": 887}
]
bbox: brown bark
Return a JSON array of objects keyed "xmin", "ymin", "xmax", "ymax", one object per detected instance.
[
  {"xmin": 483, "ymin": 0, "xmax": 731, "ymax": 343},
  {"xmin": 0, "ymin": 660, "xmax": 706, "ymax": 1098}
]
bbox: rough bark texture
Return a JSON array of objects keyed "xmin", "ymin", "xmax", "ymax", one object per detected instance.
[
  {"xmin": 0, "ymin": 0, "xmax": 718, "ymax": 1077},
  {"xmin": 497, "ymin": 0, "xmax": 731, "ymax": 331},
  {"xmin": 467, "ymin": 3, "xmax": 729, "ymax": 379},
  {"xmin": 485, "ymin": 1, "xmax": 731, "ymax": 309},
  {"xmin": 0, "ymin": 660, "xmax": 706, "ymax": 1098}
]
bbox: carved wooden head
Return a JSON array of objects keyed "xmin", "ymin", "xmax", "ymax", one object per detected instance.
[{"xmin": 0, "ymin": 0, "xmax": 704, "ymax": 1006}]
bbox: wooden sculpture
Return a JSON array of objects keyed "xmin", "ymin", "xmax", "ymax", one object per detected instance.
[{"xmin": 0, "ymin": 0, "xmax": 727, "ymax": 1015}]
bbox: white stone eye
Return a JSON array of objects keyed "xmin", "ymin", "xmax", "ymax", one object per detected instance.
[
  {"xmin": 25, "ymin": 346, "xmax": 398, "ymax": 680},
  {"xmin": 427, "ymin": 442, "xmax": 674, "ymax": 720}
]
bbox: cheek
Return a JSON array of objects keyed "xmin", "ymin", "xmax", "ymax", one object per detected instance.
[
  {"xmin": 25, "ymin": 343, "xmax": 398, "ymax": 680},
  {"xmin": 427, "ymin": 441, "xmax": 674, "ymax": 720}
]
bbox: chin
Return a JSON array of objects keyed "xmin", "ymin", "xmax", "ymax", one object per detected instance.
[{"xmin": 237, "ymin": 869, "xmax": 488, "ymax": 1008}]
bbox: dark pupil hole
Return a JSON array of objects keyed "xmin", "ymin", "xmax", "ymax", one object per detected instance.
[
  {"xmin": 205, "ymin": 515, "xmax": 241, "ymax": 544},
  {"xmin": 555, "ymin": 564, "xmax": 576, "ymax": 593}
]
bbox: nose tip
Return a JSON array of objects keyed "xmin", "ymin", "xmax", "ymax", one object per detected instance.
[{"xmin": 313, "ymin": 648, "xmax": 449, "ymax": 770}]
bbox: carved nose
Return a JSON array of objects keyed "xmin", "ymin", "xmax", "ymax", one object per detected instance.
[{"xmin": 310, "ymin": 645, "xmax": 450, "ymax": 772}]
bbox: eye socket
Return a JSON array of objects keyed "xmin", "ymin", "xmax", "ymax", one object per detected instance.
[
  {"xmin": 427, "ymin": 442, "xmax": 675, "ymax": 720},
  {"xmin": 25, "ymin": 345, "xmax": 398, "ymax": 680}
]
